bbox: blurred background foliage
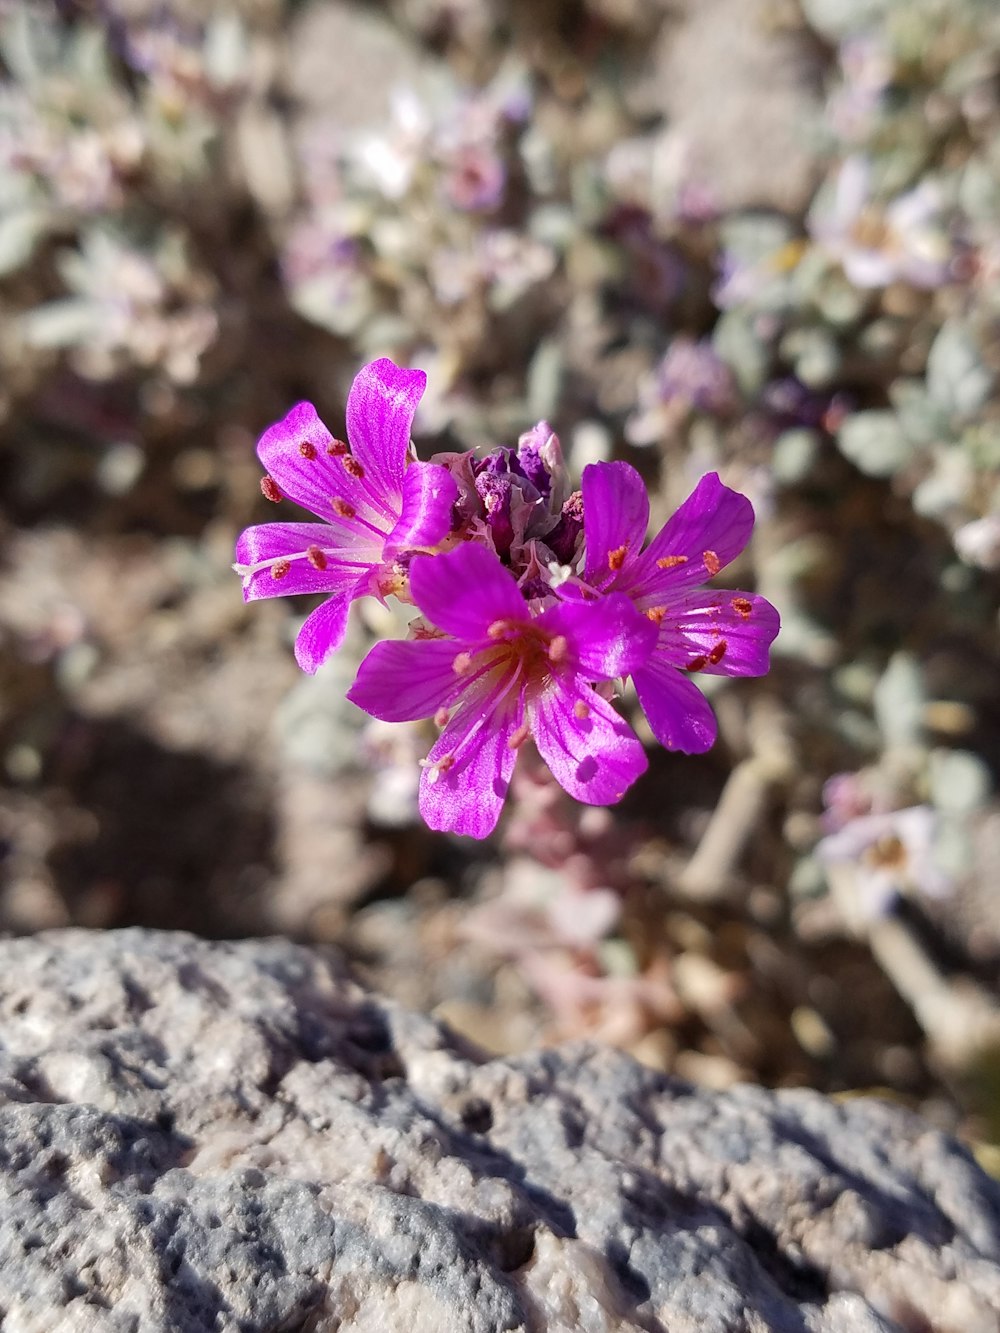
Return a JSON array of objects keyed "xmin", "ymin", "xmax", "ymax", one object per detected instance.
[{"xmin": 1, "ymin": 0, "xmax": 999, "ymax": 1162}]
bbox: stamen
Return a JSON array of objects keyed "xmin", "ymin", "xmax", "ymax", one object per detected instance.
[
  {"xmin": 547, "ymin": 635, "xmax": 569, "ymax": 664},
  {"xmin": 507, "ymin": 722, "xmax": 530, "ymax": 750},
  {"xmin": 732, "ymin": 597, "xmax": 752, "ymax": 619},
  {"xmin": 656, "ymin": 554, "xmax": 688, "ymax": 569},
  {"xmin": 487, "ymin": 619, "xmax": 511, "ymax": 640},
  {"xmin": 703, "ymin": 550, "xmax": 721, "ymax": 576},
  {"xmin": 420, "ymin": 751, "xmax": 456, "ymax": 785},
  {"xmin": 307, "ymin": 545, "xmax": 327, "ymax": 571},
  {"xmin": 573, "ymin": 700, "xmax": 590, "ymax": 721},
  {"xmin": 260, "ymin": 475, "xmax": 282, "ymax": 503},
  {"xmin": 343, "ymin": 457, "xmax": 365, "ymax": 480},
  {"xmin": 331, "ymin": 497, "xmax": 357, "ymax": 519},
  {"xmin": 708, "ymin": 639, "xmax": 727, "ymax": 664},
  {"xmin": 434, "ymin": 707, "xmax": 450, "ymax": 729},
  {"xmin": 608, "ymin": 543, "xmax": 628, "ymax": 572},
  {"xmin": 271, "ymin": 558, "xmax": 291, "ymax": 580},
  {"xmin": 684, "ymin": 654, "xmax": 708, "ymax": 673},
  {"xmin": 298, "ymin": 441, "xmax": 317, "ymax": 459},
  {"xmin": 327, "ymin": 439, "xmax": 349, "ymax": 456},
  {"xmin": 645, "ymin": 606, "xmax": 666, "ymax": 625},
  {"xmin": 452, "ymin": 652, "xmax": 474, "ymax": 675}
]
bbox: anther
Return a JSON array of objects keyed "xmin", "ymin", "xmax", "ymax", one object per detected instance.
[
  {"xmin": 656, "ymin": 554, "xmax": 688, "ymax": 569},
  {"xmin": 573, "ymin": 700, "xmax": 590, "ymax": 720},
  {"xmin": 452, "ymin": 652, "xmax": 474, "ymax": 675},
  {"xmin": 645, "ymin": 606, "xmax": 666, "ymax": 625},
  {"xmin": 708, "ymin": 639, "xmax": 727, "ymax": 665},
  {"xmin": 260, "ymin": 475, "xmax": 282, "ymax": 503},
  {"xmin": 487, "ymin": 619, "xmax": 510, "ymax": 640},
  {"xmin": 342, "ymin": 456, "xmax": 365, "ymax": 480},
  {"xmin": 732, "ymin": 597, "xmax": 752, "ymax": 619},
  {"xmin": 608, "ymin": 543, "xmax": 628, "ymax": 572},
  {"xmin": 307, "ymin": 545, "xmax": 327, "ymax": 571},
  {"xmin": 331, "ymin": 497, "xmax": 356, "ymax": 519},
  {"xmin": 684, "ymin": 654, "xmax": 708, "ymax": 673},
  {"xmin": 507, "ymin": 723, "xmax": 530, "ymax": 750},
  {"xmin": 271, "ymin": 558, "xmax": 291, "ymax": 580},
  {"xmin": 421, "ymin": 751, "xmax": 456, "ymax": 785},
  {"xmin": 703, "ymin": 550, "xmax": 721, "ymax": 576},
  {"xmin": 298, "ymin": 441, "xmax": 317, "ymax": 459},
  {"xmin": 434, "ymin": 707, "xmax": 450, "ymax": 729},
  {"xmin": 327, "ymin": 439, "xmax": 348, "ymax": 456},
  {"xmin": 547, "ymin": 635, "xmax": 569, "ymax": 664}
]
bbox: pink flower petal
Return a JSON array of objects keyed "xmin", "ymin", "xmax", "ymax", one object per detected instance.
[
  {"xmin": 531, "ymin": 683, "xmax": 647, "ymax": 805},
  {"xmin": 347, "ymin": 637, "xmax": 464, "ymax": 722},
  {"xmin": 581, "ymin": 460, "xmax": 650, "ymax": 588},
  {"xmin": 235, "ymin": 522, "xmax": 376, "ymax": 601},
  {"xmin": 632, "ymin": 658, "xmax": 718, "ymax": 753},
  {"xmin": 345, "ymin": 358, "xmax": 427, "ymax": 501},
  {"xmin": 294, "ymin": 595, "xmax": 354, "ymax": 674},
  {"xmin": 542, "ymin": 594, "xmax": 657, "ymax": 679},
  {"xmin": 257, "ymin": 401, "xmax": 395, "ymax": 530},
  {"xmin": 385, "ymin": 460, "xmax": 458, "ymax": 554},
  {"xmin": 647, "ymin": 589, "xmax": 780, "ymax": 677},
  {"xmin": 409, "ymin": 544, "xmax": 527, "ymax": 642},
  {"xmin": 418, "ymin": 695, "xmax": 522, "ymax": 838},
  {"xmin": 634, "ymin": 473, "xmax": 754, "ymax": 593}
]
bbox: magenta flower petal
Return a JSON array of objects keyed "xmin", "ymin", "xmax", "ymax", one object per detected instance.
[
  {"xmin": 235, "ymin": 522, "xmax": 374, "ymax": 601},
  {"xmin": 345, "ymin": 358, "xmax": 427, "ymax": 501},
  {"xmin": 581, "ymin": 460, "xmax": 650, "ymax": 588},
  {"xmin": 632, "ymin": 659, "xmax": 718, "ymax": 753},
  {"xmin": 531, "ymin": 684, "xmax": 648, "ymax": 804},
  {"xmin": 409, "ymin": 544, "xmax": 527, "ymax": 642},
  {"xmin": 294, "ymin": 594, "xmax": 355, "ymax": 674},
  {"xmin": 418, "ymin": 698, "xmax": 522, "ymax": 838},
  {"xmin": 385, "ymin": 460, "xmax": 459, "ymax": 554},
  {"xmin": 651, "ymin": 589, "xmax": 781, "ymax": 677},
  {"xmin": 347, "ymin": 637, "xmax": 464, "ymax": 723},
  {"xmin": 634, "ymin": 473, "xmax": 755, "ymax": 593},
  {"xmin": 256, "ymin": 403, "xmax": 343, "ymax": 520},
  {"xmin": 542, "ymin": 594, "xmax": 656, "ymax": 679}
]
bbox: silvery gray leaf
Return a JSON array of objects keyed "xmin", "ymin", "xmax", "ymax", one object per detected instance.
[
  {"xmin": 837, "ymin": 409, "xmax": 914, "ymax": 477},
  {"xmin": 926, "ymin": 320, "xmax": 994, "ymax": 421}
]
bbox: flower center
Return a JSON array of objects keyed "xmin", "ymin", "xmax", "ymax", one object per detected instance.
[{"xmin": 485, "ymin": 617, "xmax": 569, "ymax": 687}]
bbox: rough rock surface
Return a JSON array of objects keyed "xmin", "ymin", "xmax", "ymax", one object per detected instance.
[
  {"xmin": 653, "ymin": 0, "xmax": 821, "ymax": 213},
  {"xmin": 0, "ymin": 930, "xmax": 997, "ymax": 1333}
]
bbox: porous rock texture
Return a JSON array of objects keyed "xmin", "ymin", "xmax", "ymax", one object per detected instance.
[{"xmin": 0, "ymin": 931, "xmax": 998, "ymax": 1333}]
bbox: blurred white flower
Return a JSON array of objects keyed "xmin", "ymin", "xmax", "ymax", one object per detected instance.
[
  {"xmin": 810, "ymin": 157, "xmax": 952, "ymax": 290},
  {"xmin": 953, "ymin": 515, "xmax": 1000, "ymax": 569},
  {"xmin": 817, "ymin": 805, "xmax": 951, "ymax": 922}
]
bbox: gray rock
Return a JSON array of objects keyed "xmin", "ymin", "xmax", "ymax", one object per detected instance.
[
  {"xmin": 649, "ymin": 0, "xmax": 821, "ymax": 214},
  {"xmin": 0, "ymin": 930, "xmax": 997, "ymax": 1332}
]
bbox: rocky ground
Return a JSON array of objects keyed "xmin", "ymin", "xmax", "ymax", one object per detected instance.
[
  {"xmin": 1, "ymin": 928, "xmax": 998, "ymax": 1332},
  {"xmin": 1, "ymin": 0, "xmax": 999, "ymax": 1176}
]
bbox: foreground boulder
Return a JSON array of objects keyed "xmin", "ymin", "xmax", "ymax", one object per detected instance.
[{"xmin": 0, "ymin": 930, "xmax": 997, "ymax": 1332}]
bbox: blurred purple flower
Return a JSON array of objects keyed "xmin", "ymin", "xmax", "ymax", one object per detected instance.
[
  {"xmin": 826, "ymin": 35, "xmax": 892, "ymax": 141},
  {"xmin": 233, "ymin": 359, "xmax": 458, "ymax": 673},
  {"xmin": 577, "ymin": 463, "xmax": 780, "ymax": 753},
  {"xmin": 627, "ymin": 338, "xmax": 737, "ymax": 446},
  {"xmin": 347, "ymin": 543, "xmax": 656, "ymax": 838}
]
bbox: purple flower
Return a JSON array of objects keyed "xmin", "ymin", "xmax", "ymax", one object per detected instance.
[
  {"xmin": 578, "ymin": 462, "xmax": 780, "ymax": 753},
  {"xmin": 347, "ymin": 543, "xmax": 657, "ymax": 838},
  {"xmin": 234, "ymin": 359, "xmax": 458, "ymax": 673}
]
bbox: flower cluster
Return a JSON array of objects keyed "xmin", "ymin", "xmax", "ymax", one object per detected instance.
[{"xmin": 236, "ymin": 359, "xmax": 780, "ymax": 837}]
